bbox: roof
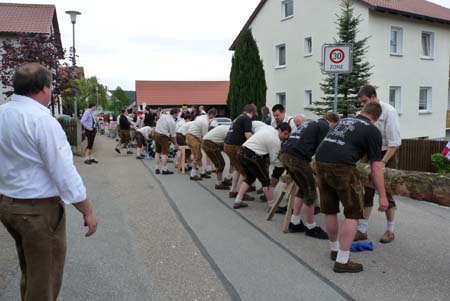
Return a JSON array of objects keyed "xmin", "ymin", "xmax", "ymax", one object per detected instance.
[
  {"xmin": 230, "ymin": 0, "xmax": 450, "ymax": 50},
  {"xmin": 0, "ymin": 3, "xmax": 59, "ymax": 34},
  {"xmin": 135, "ymin": 81, "xmax": 229, "ymax": 106}
]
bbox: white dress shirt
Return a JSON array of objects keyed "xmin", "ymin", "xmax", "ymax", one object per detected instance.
[
  {"xmin": 0, "ymin": 94, "xmax": 87, "ymax": 204},
  {"xmin": 187, "ymin": 114, "xmax": 209, "ymax": 139},
  {"xmin": 203, "ymin": 125, "xmax": 230, "ymax": 145},
  {"xmin": 377, "ymin": 102, "xmax": 402, "ymax": 151},
  {"xmin": 137, "ymin": 126, "xmax": 153, "ymax": 139},
  {"xmin": 271, "ymin": 114, "xmax": 296, "ymax": 132},
  {"xmin": 242, "ymin": 127, "xmax": 283, "ymax": 167},
  {"xmin": 155, "ymin": 114, "xmax": 176, "ymax": 137},
  {"xmin": 177, "ymin": 121, "xmax": 191, "ymax": 135}
]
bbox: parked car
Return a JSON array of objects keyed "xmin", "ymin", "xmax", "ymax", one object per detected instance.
[{"xmin": 214, "ymin": 117, "xmax": 232, "ymax": 126}]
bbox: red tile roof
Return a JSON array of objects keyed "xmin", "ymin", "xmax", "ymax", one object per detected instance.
[
  {"xmin": 136, "ymin": 81, "xmax": 229, "ymax": 106},
  {"xmin": 0, "ymin": 3, "xmax": 57, "ymax": 34}
]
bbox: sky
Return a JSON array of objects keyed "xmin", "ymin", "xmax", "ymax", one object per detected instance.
[{"xmin": 11, "ymin": 0, "xmax": 450, "ymax": 91}]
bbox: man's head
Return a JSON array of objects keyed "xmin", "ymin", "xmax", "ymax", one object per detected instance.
[
  {"xmin": 293, "ymin": 114, "xmax": 305, "ymax": 128},
  {"xmin": 121, "ymin": 109, "xmax": 127, "ymax": 115},
  {"xmin": 207, "ymin": 108, "xmax": 217, "ymax": 120},
  {"xmin": 272, "ymin": 104, "xmax": 286, "ymax": 124},
  {"xmin": 277, "ymin": 122, "xmax": 291, "ymax": 141},
  {"xmin": 181, "ymin": 104, "xmax": 188, "ymax": 113},
  {"xmin": 183, "ymin": 113, "xmax": 192, "ymax": 122},
  {"xmin": 357, "ymin": 85, "xmax": 378, "ymax": 105},
  {"xmin": 88, "ymin": 103, "xmax": 97, "ymax": 111},
  {"xmin": 360, "ymin": 102, "xmax": 382, "ymax": 123},
  {"xmin": 145, "ymin": 106, "xmax": 151, "ymax": 113},
  {"xmin": 170, "ymin": 108, "xmax": 179, "ymax": 120},
  {"xmin": 243, "ymin": 104, "xmax": 256, "ymax": 118},
  {"xmin": 13, "ymin": 63, "xmax": 52, "ymax": 106},
  {"xmin": 324, "ymin": 112, "xmax": 340, "ymax": 128}
]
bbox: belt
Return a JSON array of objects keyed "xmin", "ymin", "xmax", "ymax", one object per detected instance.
[{"xmin": 0, "ymin": 195, "xmax": 60, "ymax": 205}]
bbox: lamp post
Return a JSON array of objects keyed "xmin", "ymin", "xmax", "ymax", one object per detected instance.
[{"xmin": 65, "ymin": 10, "xmax": 81, "ymax": 118}]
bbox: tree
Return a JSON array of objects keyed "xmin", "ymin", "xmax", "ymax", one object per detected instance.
[
  {"xmin": 227, "ymin": 29, "xmax": 267, "ymax": 118},
  {"xmin": 106, "ymin": 86, "xmax": 132, "ymax": 117},
  {"xmin": 308, "ymin": 0, "xmax": 372, "ymax": 117},
  {"xmin": 76, "ymin": 77, "xmax": 108, "ymax": 111},
  {"xmin": 0, "ymin": 33, "xmax": 71, "ymax": 114}
]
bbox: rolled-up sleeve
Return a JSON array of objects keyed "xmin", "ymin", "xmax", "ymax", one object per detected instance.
[
  {"xmin": 35, "ymin": 116, "xmax": 87, "ymax": 204},
  {"xmin": 385, "ymin": 110, "xmax": 401, "ymax": 148}
]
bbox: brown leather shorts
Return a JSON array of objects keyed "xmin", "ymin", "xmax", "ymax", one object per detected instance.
[
  {"xmin": 202, "ymin": 140, "xmax": 225, "ymax": 172},
  {"xmin": 154, "ymin": 132, "xmax": 170, "ymax": 155},
  {"xmin": 224, "ymin": 144, "xmax": 246, "ymax": 176}
]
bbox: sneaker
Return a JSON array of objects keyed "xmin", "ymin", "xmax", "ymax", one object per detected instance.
[
  {"xmin": 379, "ymin": 231, "xmax": 395, "ymax": 244},
  {"xmin": 215, "ymin": 183, "xmax": 229, "ymax": 190},
  {"xmin": 127, "ymin": 151, "xmax": 133, "ymax": 155},
  {"xmin": 233, "ymin": 202, "xmax": 248, "ymax": 209},
  {"xmin": 353, "ymin": 230, "xmax": 368, "ymax": 241},
  {"xmin": 223, "ymin": 178, "xmax": 232, "ymax": 186},
  {"xmin": 256, "ymin": 188, "xmax": 264, "ymax": 194},
  {"xmin": 84, "ymin": 159, "xmax": 91, "ymax": 165},
  {"xmin": 288, "ymin": 221, "xmax": 307, "ymax": 233},
  {"xmin": 162, "ymin": 170, "xmax": 174, "ymax": 175},
  {"xmin": 314, "ymin": 206, "xmax": 321, "ymax": 215},
  {"xmin": 330, "ymin": 251, "xmax": 338, "ymax": 261},
  {"xmin": 305, "ymin": 226, "xmax": 329, "ymax": 240},
  {"xmin": 242, "ymin": 193, "xmax": 255, "ymax": 201},
  {"xmin": 201, "ymin": 173, "xmax": 211, "ymax": 179},
  {"xmin": 155, "ymin": 169, "xmax": 161, "ymax": 174},
  {"xmin": 247, "ymin": 186, "xmax": 256, "ymax": 192},
  {"xmin": 229, "ymin": 191, "xmax": 238, "ymax": 198},
  {"xmin": 333, "ymin": 261, "xmax": 363, "ymax": 273},
  {"xmin": 136, "ymin": 156, "xmax": 143, "ymax": 160},
  {"xmin": 190, "ymin": 175, "xmax": 202, "ymax": 181},
  {"xmin": 115, "ymin": 148, "xmax": 121, "ymax": 154},
  {"xmin": 90, "ymin": 159, "xmax": 99, "ymax": 164}
]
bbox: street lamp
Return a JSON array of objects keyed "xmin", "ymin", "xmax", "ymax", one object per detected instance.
[{"xmin": 65, "ymin": 10, "xmax": 81, "ymax": 117}]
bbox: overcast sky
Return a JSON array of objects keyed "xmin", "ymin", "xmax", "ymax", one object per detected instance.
[{"xmin": 12, "ymin": 0, "xmax": 450, "ymax": 90}]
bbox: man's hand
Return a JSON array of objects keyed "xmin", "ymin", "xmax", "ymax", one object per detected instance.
[
  {"xmin": 87, "ymin": 128, "xmax": 93, "ymax": 131},
  {"xmin": 83, "ymin": 212, "xmax": 98, "ymax": 237},
  {"xmin": 378, "ymin": 195, "xmax": 389, "ymax": 212}
]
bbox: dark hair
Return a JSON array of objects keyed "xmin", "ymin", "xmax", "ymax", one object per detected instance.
[
  {"xmin": 357, "ymin": 85, "xmax": 377, "ymax": 99},
  {"xmin": 170, "ymin": 108, "xmax": 178, "ymax": 115},
  {"xmin": 13, "ymin": 63, "xmax": 52, "ymax": 96},
  {"xmin": 324, "ymin": 112, "xmax": 340, "ymax": 123},
  {"xmin": 361, "ymin": 102, "xmax": 382, "ymax": 120},
  {"xmin": 207, "ymin": 108, "xmax": 217, "ymax": 116},
  {"xmin": 276, "ymin": 122, "xmax": 291, "ymax": 133},
  {"xmin": 243, "ymin": 104, "xmax": 256, "ymax": 114},
  {"xmin": 261, "ymin": 106, "xmax": 270, "ymax": 116},
  {"xmin": 272, "ymin": 104, "xmax": 285, "ymax": 113},
  {"xmin": 183, "ymin": 113, "xmax": 192, "ymax": 120},
  {"xmin": 145, "ymin": 106, "xmax": 151, "ymax": 111},
  {"xmin": 88, "ymin": 103, "xmax": 96, "ymax": 108},
  {"xmin": 121, "ymin": 109, "xmax": 126, "ymax": 113}
]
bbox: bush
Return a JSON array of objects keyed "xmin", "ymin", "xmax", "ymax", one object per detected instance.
[{"xmin": 431, "ymin": 153, "xmax": 450, "ymax": 174}]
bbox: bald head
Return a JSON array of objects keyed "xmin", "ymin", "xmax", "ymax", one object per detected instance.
[
  {"xmin": 293, "ymin": 114, "xmax": 305, "ymax": 128},
  {"xmin": 13, "ymin": 63, "xmax": 52, "ymax": 96}
]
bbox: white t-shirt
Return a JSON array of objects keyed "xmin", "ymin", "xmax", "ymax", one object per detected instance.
[
  {"xmin": 155, "ymin": 114, "xmax": 176, "ymax": 137},
  {"xmin": 203, "ymin": 125, "xmax": 230, "ymax": 145},
  {"xmin": 177, "ymin": 121, "xmax": 191, "ymax": 135},
  {"xmin": 243, "ymin": 127, "xmax": 282, "ymax": 166},
  {"xmin": 252, "ymin": 120, "xmax": 269, "ymax": 133},
  {"xmin": 376, "ymin": 102, "xmax": 401, "ymax": 151},
  {"xmin": 137, "ymin": 126, "xmax": 153, "ymax": 139},
  {"xmin": 186, "ymin": 114, "xmax": 209, "ymax": 139}
]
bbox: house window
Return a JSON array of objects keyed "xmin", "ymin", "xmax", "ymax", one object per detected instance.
[
  {"xmin": 421, "ymin": 32, "xmax": 434, "ymax": 58},
  {"xmin": 304, "ymin": 90, "xmax": 312, "ymax": 107},
  {"xmin": 277, "ymin": 92, "xmax": 286, "ymax": 107},
  {"xmin": 389, "ymin": 86, "xmax": 401, "ymax": 111},
  {"xmin": 276, "ymin": 44, "xmax": 286, "ymax": 68},
  {"xmin": 304, "ymin": 37, "xmax": 312, "ymax": 56},
  {"xmin": 419, "ymin": 87, "xmax": 432, "ymax": 112},
  {"xmin": 390, "ymin": 27, "xmax": 403, "ymax": 55},
  {"xmin": 282, "ymin": 0, "xmax": 294, "ymax": 19}
]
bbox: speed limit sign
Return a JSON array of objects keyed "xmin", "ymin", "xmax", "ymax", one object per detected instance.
[{"xmin": 322, "ymin": 44, "xmax": 352, "ymax": 73}]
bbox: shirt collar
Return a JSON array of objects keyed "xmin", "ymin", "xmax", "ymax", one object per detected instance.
[{"xmin": 11, "ymin": 94, "xmax": 51, "ymax": 115}]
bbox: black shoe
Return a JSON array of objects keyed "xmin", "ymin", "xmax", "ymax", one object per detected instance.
[
  {"xmin": 84, "ymin": 159, "xmax": 91, "ymax": 165},
  {"xmin": 305, "ymin": 226, "xmax": 329, "ymax": 240},
  {"xmin": 314, "ymin": 206, "xmax": 321, "ymax": 215},
  {"xmin": 90, "ymin": 159, "xmax": 99, "ymax": 164},
  {"xmin": 162, "ymin": 170, "xmax": 174, "ymax": 175},
  {"xmin": 127, "ymin": 151, "xmax": 133, "ymax": 155},
  {"xmin": 155, "ymin": 169, "xmax": 160, "ymax": 174},
  {"xmin": 330, "ymin": 251, "xmax": 338, "ymax": 261},
  {"xmin": 215, "ymin": 183, "xmax": 229, "ymax": 190},
  {"xmin": 185, "ymin": 166, "xmax": 192, "ymax": 171},
  {"xmin": 190, "ymin": 175, "xmax": 202, "ymax": 181},
  {"xmin": 275, "ymin": 205, "xmax": 287, "ymax": 214},
  {"xmin": 136, "ymin": 156, "xmax": 143, "ymax": 160},
  {"xmin": 288, "ymin": 221, "xmax": 307, "ymax": 233},
  {"xmin": 201, "ymin": 173, "xmax": 211, "ymax": 179},
  {"xmin": 206, "ymin": 170, "xmax": 212, "ymax": 175},
  {"xmin": 115, "ymin": 148, "xmax": 121, "ymax": 154},
  {"xmin": 223, "ymin": 178, "xmax": 232, "ymax": 186}
]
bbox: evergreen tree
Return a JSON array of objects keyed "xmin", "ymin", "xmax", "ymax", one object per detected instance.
[
  {"xmin": 308, "ymin": 0, "xmax": 372, "ymax": 117},
  {"xmin": 227, "ymin": 29, "xmax": 267, "ymax": 118}
]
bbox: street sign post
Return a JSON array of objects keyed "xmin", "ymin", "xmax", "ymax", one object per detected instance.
[{"xmin": 322, "ymin": 44, "xmax": 353, "ymax": 113}]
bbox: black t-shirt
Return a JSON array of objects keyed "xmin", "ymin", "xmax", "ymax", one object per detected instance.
[
  {"xmin": 144, "ymin": 112, "xmax": 156, "ymax": 127},
  {"xmin": 224, "ymin": 114, "xmax": 253, "ymax": 145},
  {"xmin": 119, "ymin": 114, "xmax": 131, "ymax": 130},
  {"xmin": 315, "ymin": 115, "xmax": 382, "ymax": 165},
  {"xmin": 282, "ymin": 118, "xmax": 330, "ymax": 162}
]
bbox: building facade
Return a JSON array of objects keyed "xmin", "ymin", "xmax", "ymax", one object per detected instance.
[{"xmin": 231, "ymin": 0, "xmax": 450, "ymax": 139}]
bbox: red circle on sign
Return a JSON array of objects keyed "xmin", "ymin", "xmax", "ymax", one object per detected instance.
[{"xmin": 329, "ymin": 48, "xmax": 345, "ymax": 64}]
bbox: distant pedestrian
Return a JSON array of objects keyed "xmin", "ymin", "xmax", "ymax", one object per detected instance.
[
  {"xmin": 81, "ymin": 103, "xmax": 99, "ymax": 164},
  {"xmin": 154, "ymin": 108, "xmax": 179, "ymax": 174},
  {"xmin": 135, "ymin": 126, "xmax": 153, "ymax": 159},
  {"xmin": 261, "ymin": 106, "xmax": 271, "ymax": 125},
  {"xmin": 144, "ymin": 106, "xmax": 156, "ymax": 127},
  {"xmin": 115, "ymin": 109, "xmax": 133, "ymax": 155},
  {"xmin": 0, "ymin": 63, "xmax": 98, "ymax": 300}
]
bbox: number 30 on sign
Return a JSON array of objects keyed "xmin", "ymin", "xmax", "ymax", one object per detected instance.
[{"xmin": 322, "ymin": 44, "xmax": 353, "ymax": 74}]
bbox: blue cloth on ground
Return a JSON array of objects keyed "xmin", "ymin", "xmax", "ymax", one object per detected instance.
[{"xmin": 350, "ymin": 241, "xmax": 374, "ymax": 252}]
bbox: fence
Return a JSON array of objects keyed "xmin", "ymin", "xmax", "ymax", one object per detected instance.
[
  {"xmin": 58, "ymin": 118, "xmax": 78, "ymax": 146},
  {"xmin": 398, "ymin": 139, "xmax": 448, "ymax": 172}
]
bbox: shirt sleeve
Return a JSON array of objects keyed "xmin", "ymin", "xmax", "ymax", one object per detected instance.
[
  {"xmin": 243, "ymin": 117, "xmax": 252, "ymax": 133},
  {"xmin": 268, "ymin": 134, "xmax": 282, "ymax": 167},
  {"xmin": 81, "ymin": 111, "xmax": 90, "ymax": 129},
  {"xmin": 169, "ymin": 119, "xmax": 176, "ymax": 137},
  {"xmin": 366, "ymin": 126, "xmax": 383, "ymax": 162},
  {"xmin": 385, "ymin": 110, "xmax": 401, "ymax": 147},
  {"xmin": 35, "ymin": 116, "xmax": 87, "ymax": 204}
]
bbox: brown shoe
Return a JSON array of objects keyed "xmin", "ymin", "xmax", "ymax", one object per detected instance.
[
  {"xmin": 242, "ymin": 193, "xmax": 255, "ymax": 201},
  {"xmin": 229, "ymin": 191, "xmax": 238, "ymax": 198},
  {"xmin": 215, "ymin": 183, "xmax": 229, "ymax": 190},
  {"xmin": 330, "ymin": 251, "xmax": 338, "ymax": 261},
  {"xmin": 233, "ymin": 202, "xmax": 248, "ymax": 209},
  {"xmin": 380, "ymin": 231, "xmax": 395, "ymax": 244},
  {"xmin": 84, "ymin": 159, "xmax": 91, "ymax": 165},
  {"xmin": 333, "ymin": 261, "xmax": 363, "ymax": 273},
  {"xmin": 90, "ymin": 159, "xmax": 99, "ymax": 164},
  {"xmin": 353, "ymin": 230, "xmax": 368, "ymax": 241}
]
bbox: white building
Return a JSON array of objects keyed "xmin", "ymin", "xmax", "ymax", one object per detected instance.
[{"xmin": 231, "ymin": 0, "xmax": 450, "ymax": 139}]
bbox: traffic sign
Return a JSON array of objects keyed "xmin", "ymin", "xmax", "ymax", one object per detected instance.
[{"xmin": 322, "ymin": 44, "xmax": 352, "ymax": 74}]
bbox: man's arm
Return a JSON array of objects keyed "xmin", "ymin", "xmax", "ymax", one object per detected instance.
[
  {"xmin": 382, "ymin": 147, "xmax": 398, "ymax": 164},
  {"xmin": 370, "ymin": 161, "xmax": 389, "ymax": 212},
  {"xmin": 72, "ymin": 199, "xmax": 98, "ymax": 237}
]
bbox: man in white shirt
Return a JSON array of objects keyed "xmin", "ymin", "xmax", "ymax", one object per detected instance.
[
  {"xmin": 233, "ymin": 123, "xmax": 291, "ymax": 209},
  {"xmin": 154, "ymin": 108, "xmax": 179, "ymax": 174},
  {"xmin": 135, "ymin": 126, "xmax": 153, "ymax": 159},
  {"xmin": 0, "ymin": 63, "xmax": 97, "ymax": 300},
  {"xmin": 356, "ymin": 85, "xmax": 401, "ymax": 244},
  {"xmin": 185, "ymin": 108, "xmax": 217, "ymax": 180}
]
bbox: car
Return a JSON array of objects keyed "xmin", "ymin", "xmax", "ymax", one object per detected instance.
[{"xmin": 213, "ymin": 117, "xmax": 232, "ymax": 126}]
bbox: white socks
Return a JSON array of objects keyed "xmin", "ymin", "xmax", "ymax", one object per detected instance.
[
  {"xmin": 162, "ymin": 166, "xmax": 168, "ymax": 172},
  {"xmin": 387, "ymin": 221, "xmax": 395, "ymax": 232},
  {"xmin": 305, "ymin": 222, "xmax": 317, "ymax": 230},
  {"xmin": 329, "ymin": 240, "xmax": 339, "ymax": 252},
  {"xmin": 190, "ymin": 168, "xmax": 197, "ymax": 177},
  {"xmin": 234, "ymin": 195, "xmax": 243, "ymax": 204},
  {"xmin": 291, "ymin": 215, "xmax": 301, "ymax": 225},
  {"xmin": 336, "ymin": 250, "xmax": 350, "ymax": 264},
  {"xmin": 358, "ymin": 219, "xmax": 369, "ymax": 233},
  {"xmin": 207, "ymin": 165, "xmax": 212, "ymax": 172}
]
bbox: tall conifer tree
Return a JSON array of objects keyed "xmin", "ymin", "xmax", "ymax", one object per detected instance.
[{"xmin": 227, "ymin": 29, "xmax": 267, "ymax": 118}]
